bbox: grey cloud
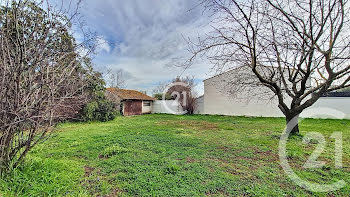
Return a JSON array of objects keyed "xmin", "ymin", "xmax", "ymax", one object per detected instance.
[{"xmin": 55, "ymin": 0, "xmax": 214, "ymax": 94}]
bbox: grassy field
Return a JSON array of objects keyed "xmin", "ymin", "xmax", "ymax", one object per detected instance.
[{"xmin": 0, "ymin": 114, "xmax": 349, "ymax": 196}]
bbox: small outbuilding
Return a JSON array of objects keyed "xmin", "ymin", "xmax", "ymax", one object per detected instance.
[{"xmin": 106, "ymin": 88, "xmax": 156, "ymax": 116}]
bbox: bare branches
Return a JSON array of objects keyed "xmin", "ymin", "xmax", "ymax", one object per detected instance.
[
  {"xmin": 190, "ymin": 0, "xmax": 350, "ymax": 133},
  {"xmin": 165, "ymin": 76, "xmax": 198, "ymax": 114},
  {"xmin": 0, "ymin": 0, "xmax": 96, "ymax": 172},
  {"xmin": 106, "ymin": 69, "xmax": 127, "ymax": 89}
]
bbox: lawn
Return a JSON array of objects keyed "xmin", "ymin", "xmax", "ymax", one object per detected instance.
[{"xmin": 0, "ymin": 114, "xmax": 349, "ymax": 196}]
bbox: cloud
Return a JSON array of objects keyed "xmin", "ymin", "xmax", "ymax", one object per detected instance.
[
  {"xmin": 96, "ymin": 37, "xmax": 111, "ymax": 54},
  {"xmin": 55, "ymin": 0, "xmax": 215, "ymax": 95}
]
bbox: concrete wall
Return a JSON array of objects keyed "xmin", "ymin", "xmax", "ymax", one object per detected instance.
[
  {"xmin": 204, "ymin": 67, "xmax": 287, "ymax": 117},
  {"xmin": 203, "ymin": 68, "xmax": 350, "ymax": 119},
  {"xmin": 194, "ymin": 96, "xmax": 204, "ymax": 114},
  {"xmin": 151, "ymin": 98, "xmax": 204, "ymax": 115},
  {"xmin": 142, "ymin": 101, "xmax": 153, "ymax": 114},
  {"xmin": 301, "ymin": 98, "xmax": 350, "ymax": 119},
  {"xmin": 152, "ymin": 100, "xmax": 183, "ymax": 114},
  {"xmin": 204, "ymin": 79, "xmax": 284, "ymax": 117}
]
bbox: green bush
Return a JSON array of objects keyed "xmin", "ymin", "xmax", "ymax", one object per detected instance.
[
  {"xmin": 153, "ymin": 93, "xmax": 173, "ymax": 100},
  {"xmin": 77, "ymin": 59, "xmax": 117, "ymax": 122},
  {"xmin": 81, "ymin": 100, "xmax": 116, "ymax": 122}
]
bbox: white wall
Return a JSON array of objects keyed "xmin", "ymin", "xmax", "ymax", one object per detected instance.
[
  {"xmin": 203, "ymin": 68, "xmax": 350, "ymax": 119},
  {"xmin": 194, "ymin": 96, "xmax": 204, "ymax": 114},
  {"xmin": 204, "ymin": 68, "xmax": 287, "ymax": 117},
  {"xmin": 204, "ymin": 79, "xmax": 284, "ymax": 117},
  {"xmin": 142, "ymin": 101, "xmax": 153, "ymax": 114},
  {"xmin": 301, "ymin": 98, "xmax": 350, "ymax": 119},
  {"xmin": 152, "ymin": 100, "xmax": 183, "ymax": 114}
]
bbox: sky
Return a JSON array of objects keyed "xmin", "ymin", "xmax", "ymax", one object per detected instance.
[{"xmin": 54, "ymin": 0, "xmax": 216, "ymax": 95}]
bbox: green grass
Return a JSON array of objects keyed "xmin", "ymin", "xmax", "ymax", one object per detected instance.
[{"xmin": 0, "ymin": 114, "xmax": 349, "ymax": 196}]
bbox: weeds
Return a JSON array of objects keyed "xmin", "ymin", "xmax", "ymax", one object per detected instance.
[
  {"xmin": 0, "ymin": 114, "xmax": 349, "ymax": 196},
  {"xmin": 100, "ymin": 145, "xmax": 128, "ymax": 158}
]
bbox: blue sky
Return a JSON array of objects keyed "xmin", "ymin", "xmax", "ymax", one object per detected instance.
[{"xmin": 57, "ymin": 0, "xmax": 215, "ymax": 95}]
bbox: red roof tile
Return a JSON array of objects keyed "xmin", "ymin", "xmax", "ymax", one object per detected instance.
[{"xmin": 106, "ymin": 88, "xmax": 156, "ymax": 101}]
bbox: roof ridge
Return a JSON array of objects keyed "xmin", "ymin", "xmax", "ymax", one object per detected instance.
[{"xmin": 106, "ymin": 88, "xmax": 156, "ymax": 100}]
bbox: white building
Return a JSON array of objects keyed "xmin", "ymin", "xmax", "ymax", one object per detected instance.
[{"xmin": 203, "ymin": 67, "xmax": 350, "ymax": 119}]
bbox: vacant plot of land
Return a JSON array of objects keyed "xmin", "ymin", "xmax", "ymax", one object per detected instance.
[{"xmin": 0, "ymin": 114, "xmax": 349, "ymax": 196}]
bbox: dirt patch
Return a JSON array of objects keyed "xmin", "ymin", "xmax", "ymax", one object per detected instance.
[
  {"xmin": 157, "ymin": 120, "xmax": 219, "ymax": 131},
  {"xmin": 254, "ymin": 149, "xmax": 279, "ymax": 162},
  {"xmin": 84, "ymin": 166, "xmax": 95, "ymax": 177},
  {"xmin": 104, "ymin": 188, "xmax": 124, "ymax": 197},
  {"xmin": 175, "ymin": 157, "xmax": 196, "ymax": 163},
  {"xmin": 98, "ymin": 154, "xmax": 109, "ymax": 159},
  {"xmin": 186, "ymin": 157, "xmax": 196, "ymax": 163},
  {"xmin": 212, "ymin": 146, "xmax": 279, "ymax": 163},
  {"xmin": 217, "ymin": 146, "xmax": 231, "ymax": 152},
  {"xmin": 82, "ymin": 167, "xmax": 110, "ymax": 196},
  {"xmin": 206, "ymin": 147, "xmax": 280, "ymax": 177},
  {"xmin": 75, "ymin": 154, "xmax": 88, "ymax": 160},
  {"xmin": 205, "ymin": 189, "xmax": 228, "ymax": 196}
]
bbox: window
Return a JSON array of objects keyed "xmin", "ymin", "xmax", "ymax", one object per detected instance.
[{"xmin": 143, "ymin": 101, "xmax": 151, "ymax": 106}]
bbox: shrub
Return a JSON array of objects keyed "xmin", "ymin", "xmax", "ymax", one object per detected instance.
[
  {"xmin": 95, "ymin": 100, "xmax": 116, "ymax": 122},
  {"xmin": 77, "ymin": 57, "xmax": 117, "ymax": 122},
  {"xmin": 153, "ymin": 93, "xmax": 173, "ymax": 100},
  {"xmin": 0, "ymin": 0, "xmax": 98, "ymax": 173},
  {"xmin": 80, "ymin": 100, "xmax": 116, "ymax": 122}
]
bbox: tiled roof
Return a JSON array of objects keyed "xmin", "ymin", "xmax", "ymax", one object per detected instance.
[{"xmin": 106, "ymin": 88, "xmax": 156, "ymax": 101}]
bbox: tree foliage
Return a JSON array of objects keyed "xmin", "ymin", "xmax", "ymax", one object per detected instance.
[
  {"xmin": 0, "ymin": 0, "xmax": 102, "ymax": 173},
  {"xmin": 153, "ymin": 93, "xmax": 173, "ymax": 100},
  {"xmin": 78, "ymin": 59, "xmax": 116, "ymax": 122}
]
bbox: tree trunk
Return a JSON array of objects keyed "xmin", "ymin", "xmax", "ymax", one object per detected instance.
[{"xmin": 286, "ymin": 114, "xmax": 300, "ymax": 135}]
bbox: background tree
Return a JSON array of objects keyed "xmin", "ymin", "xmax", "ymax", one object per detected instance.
[
  {"xmin": 152, "ymin": 81, "xmax": 169, "ymax": 95},
  {"xmin": 79, "ymin": 59, "xmax": 116, "ymax": 122},
  {"xmin": 167, "ymin": 76, "xmax": 198, "ymax": 115},
  {"xmin": 153, "ymin": 93, "xmax": 173, "ymax": 100},
  {"xmin": 106, "ymin": 69, "xmax": 127, "ymax": 89},
  {"xmin": 152, "ymin": 81, "xmax": 173, "ymax": 100},
  {"xmin": 189, "ymin": 0, "xmax": 350, "ymax": 134},
  {"xmin": 0, "ymin": 0, "xmax": 99, "ymax": 173}
]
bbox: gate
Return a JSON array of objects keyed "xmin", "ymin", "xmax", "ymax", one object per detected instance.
[{"xmin": 123, "ymin": 100, "xmax": 142, "ymax": 116}]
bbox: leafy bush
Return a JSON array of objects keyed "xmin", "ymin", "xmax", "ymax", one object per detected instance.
[
  {"xmin": 153, "ymin": 93, "xmax": 173, "ymax": 100},
  {"xmin": 101, "ymin": 145, "xmax": 128, "ymax": 158},
  {"xmin": 78, "ymin": 60, "xmax": 117, "ymax": 122},
  {"xmin": 81, "ymin": 100, "xmax": 116, "ymax": 122}
]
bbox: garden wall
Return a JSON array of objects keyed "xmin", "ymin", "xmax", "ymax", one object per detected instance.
[
  {"xmin": 301, "ymin": 97, "xmax": 350, "ymax": 119},
  {"xmin": 152, "ymin": 100, "xmax": 184, "ymax": 114}
]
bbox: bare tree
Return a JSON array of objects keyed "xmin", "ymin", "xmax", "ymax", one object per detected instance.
[
  {"xmin": 107, "ymin": 69, "xmax": 127, "ymax": 89},
  {"xmin": 189, "ymin": 0, "xmax": 350, "ymax": 134},
  {"xmin": 0, "ymin": 0, "xmax": 96, "ymax": 173},
  {"xmin": 152, "ymin": 81, "xmax": 169, "ymax": 95},
  {"xmin": 167, "ymin": 76, "xmax": 198, "ymax": 114}
]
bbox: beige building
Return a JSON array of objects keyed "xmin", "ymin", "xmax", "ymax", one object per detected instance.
[
  {"xmin": 203, "ymin": 67, "xmax": 286, "ymax": 117},
  {"xmin": 203, "ymin": 67, "xmax": 350, "ymax": 119}
]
